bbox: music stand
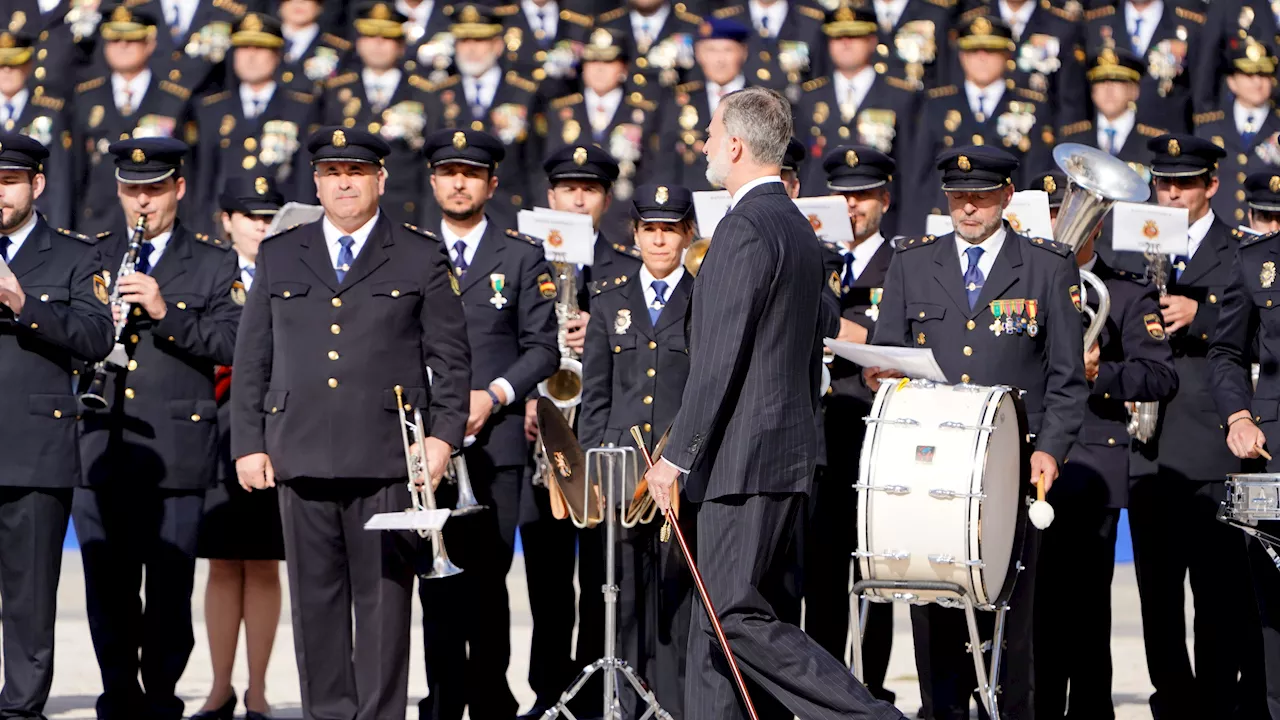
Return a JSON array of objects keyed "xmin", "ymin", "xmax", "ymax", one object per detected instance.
[{"xmin": 541, "ymin": 446, "xmax": 672, "ymax": 720}]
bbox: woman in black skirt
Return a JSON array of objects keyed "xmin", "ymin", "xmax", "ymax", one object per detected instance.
[{"xmin": 191, "ymin": 177, "xmax": 286, "ymax": 720}]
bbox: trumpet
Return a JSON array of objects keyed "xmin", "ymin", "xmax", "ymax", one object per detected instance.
[
  {"xmin": 538, "ymin": 261, "xmax": 583, "ymax": 413},
  {"xmin": 446, "ymin": 449, "xmax": 486, "ymax": 515},
  {"xmin": 79, "ymin": 214, "xmax": 147, "ymax": 410},
  {"xmin": 395, "ymin": 385, "xmax": 462, "ymax": 579}
]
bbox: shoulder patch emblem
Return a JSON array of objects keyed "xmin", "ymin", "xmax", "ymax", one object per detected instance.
[
  {"xmin": 537, "ymin": 272, "xmax": 557, "ymax": 299},
  {"xmin": 93, "ymin": 273, "xmax": 109, "ymax": 305},
  {"xmin": 1069, "ymin": 284, "xmax": 1082, "ymax": 312},
  {"xmin": 1144, "ymin": 312, "xmax": 1165, "ymax": 339},
  {"xmin": 828, "ymin": 271, "xmax": 841, "ymax": 297},
  {"xmin": 230, "ymin": 280, "xmax": 246, "ymax": 306}
]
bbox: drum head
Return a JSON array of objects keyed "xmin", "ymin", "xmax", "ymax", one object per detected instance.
[{"xmin": 974, "ymin": 390, "xmax": 1031, "ymax": 606}]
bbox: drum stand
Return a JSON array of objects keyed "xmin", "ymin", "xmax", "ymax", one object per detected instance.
[
  {"xmin": 849, "ymin": 579, "xmax": 1012, "ymax": 720},
  {"xmin": 1218, "ymin": 503, "xmax": 1280, "ymax": 571},
  {"xmin": 542, "ymin": 446, "xmax": 672, "ymax": 720}
]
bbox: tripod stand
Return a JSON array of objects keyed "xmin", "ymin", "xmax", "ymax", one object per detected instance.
[{"xmin": 542, "ymin": 446, "xmax": 672, "ymax": 720}]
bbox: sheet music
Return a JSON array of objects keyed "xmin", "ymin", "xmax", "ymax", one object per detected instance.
[
  {"xmin": 824, "ymin": 339, "xmax": 948, "ymax": 383},
  {"xmin": 364, "ymin": 509, "xmax": 450, "ymax": 532},
  {"xmin": 266, "ymin": 203, "xmax": 325, "ymax": 238}
]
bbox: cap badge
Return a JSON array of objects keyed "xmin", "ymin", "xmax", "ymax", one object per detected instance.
[
  {"xmin": 1246, "ymin": 38, "xmax": 1264, "ymax": 61},
  {"xmin": 255, "ymin": 176, "xmax": 268, "ymax": 194},
  {"xmin": 655, "ymin": 186, "xmax": 669, "ymax": 204},
  {"xmin": 111, "ymin": 6, "xmax": 132, "ymax": 22},
  {"xmin": 242, "ymin": 13, "xmax": 263, "ymax": 31},
  {"xmin": 835, "ymin": 7, "xmax": 853, "ymax": 20},
  {"xmin": 1167, "ymin": 138, "xmax": 1180, "ymax": 157},
  {"xmin": 971, "ymin": 16, "xmax": 992, "ymax": 35},
  {"xmin": 0, "ymin": 33, "xmax": 14, "ymax": 49},
  {"xmin": 958, "ymin": 155, "xmax": 971, "ymax": 172},
  {"xmin": 1099, "ymin": 48, "xmax": 1117, "ymax": 65},
  {"xmin": 131, "ymin": 148, "xmax": 146, "ymax": 164},
  {"xmin": 1043, "ymin": 176, "xmax": 1056, "ymax": 194},
  {"xmin": 459, "ymin": 5, "xmax": 480, "ymax": 22},
  {"xmin": 573, "ymin": 146, "xmax": 588, "ymax": 166},
  {"xmin": 452, "ymin": 131, "xmax": 467, "ymax": 150},
  {"xmin": 332, "ymin": 129, "xmax": 347, "ymax": 147},
  {"xmin": 1271, "ymin": 176, "xmax": 1280, "ymax": 193},
  {"xmin": 590, "ymin": 27, "xmax": 611, "ymax": 46},
  {"xmin": 846, "ymin": 149, "xmax": 859, "ymax": 167},
  {"xmin": 371, "ymin": 2, "xmax": 392, "ymax": 20}
]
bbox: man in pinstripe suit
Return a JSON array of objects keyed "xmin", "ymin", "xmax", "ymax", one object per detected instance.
[{"xmin": 641, "ymin": 87, "xmax": 905, "ymax": 720}]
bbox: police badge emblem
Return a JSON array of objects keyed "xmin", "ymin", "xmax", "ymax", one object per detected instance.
[
  {"xmin": 230, "ymin": 281, "xmax": 246, "ymax": 306},
  {"xmin": 1263, "ymin": 261, "xmax": 1276, "ymax": 289},
  {"xmin": 615, "ymin": 308, "xmax": 632, "ymax": 334}
]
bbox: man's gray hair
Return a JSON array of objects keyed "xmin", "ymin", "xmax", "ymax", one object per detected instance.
[{"xmin": 720, "ymin": 87, "xmax": 793, "ymax": 167}]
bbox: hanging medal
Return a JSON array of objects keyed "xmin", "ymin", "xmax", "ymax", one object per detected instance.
[
  {"xmin": 866, "ymin": 287, "xmax": 883, "ymax": 322},
  {"xmin": 989, "ymin": 300, "xmax": 1004, "ymax": 337},
  {"xmin": 489, "ymin": 273, "xmax": 508, "ymax": 309},
  {"xmin": 1003, "ymin": 300, "xmax": 1016, "ymax": 334},
  {"xmin": 1012, "ymin": 299, "xmax": 1026, "ymax": 334},
  {"xmin": 1026, "ymin": 299, "xmax": 1039, "ymax": 337}
]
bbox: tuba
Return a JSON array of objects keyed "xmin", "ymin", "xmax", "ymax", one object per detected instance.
[
  {"xmin": 79, "ymin": 214, "xmax": 147, "ymax": 410},
  {"xmin": 395, "ymin": 385, "xmax": 463, "ymax": 579},
  {"xmin": 1052, "ymin": 143, "xmax": 1152, "ymax": 352},
  {"xmin": 538, "ymin": 261, "xmax": 584, "ymax": 413}
]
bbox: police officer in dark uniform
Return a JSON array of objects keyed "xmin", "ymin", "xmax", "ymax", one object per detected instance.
[
  {"xmin": 416, "ymin": 128, "xmax": 559, "ymax": 720},
  {"xmin": 119, "ymin": 0, "xmax": 250, "ymax": 97},
  {"xmin": 594, "ymin": 0, "xmax": 703, "ymax": 92},
  {"xmin": 805, "ymin": 145, "xmax": 897, "ymax": 703},
  {"xmin": 1207, "ymin": 170, "xmax": 1280, "ymax": 720},
  {"xmin": 1058, "ymin": 47, "xmax": 1164, "ymax": 179},
  {"xmin": 795, "ymin": 2, "xmax": 918, "ymax": 237},
  {"xmin": 322, "ymin": 2, "xmax": 433, "ymax": 226},
  {"xmin": 401, "ymin": 0, "xmax": 457, "ymax": 82},
  {"xmin": 1031, "ymin": 169, "xmax": 1179, "ymax": 720},
  {"xmin": 709, "ymin": 0, "xmax": 827, "ymax": 104},
  {"xmin": 1193, "ymin": 38, "xmax": 1280, "ymax": 227},
  {"xmin": 278, "ymin": 0, "xmax": 353, "ymax": 88},
  {"xmin": 1083, "ymin": 0, "xmax": 1205, "ymax": 134},
  {"xmin": 0, "ymin": 30, "xmax": 73, "ymax": 229},
  {"xmin": 1245, "ymin": 170, "xmax": 1280, "ymax": 233},
  {"xmin": 73, "ymin": 137, "xmax": 241, "ymax": 720},
  {"xmin": 0, "ymin": 133, "xmax": 113, "ymax": 720},
  {"xmin": 906, "ymin": 16, "xmax": 1054, "ymax": 233},
  {"xmin": 2, "ymin": 0, "xmax": 97, "ymax": 99},
  {"xmin": 870, "ymin": 0, "xmax": 956, "ymax": 91},
  {"xmin": 499, "ymin": 0, "xmax": 594, "ymax": 102},
  {"xmin": 868, "ymin": 146, "xmax": 1088, "ymax": 720},
  {"xmin": 1193, "ymin": 0, "xmax": 1280, "ymax": 114},
  {"xmin": 1127, "ymin": 134, "xmax": 1264, "ymax": 720},
  {"xmin": 72, "ymin": 7, "xmax": 193, "ymax": 237},
  {"xmin": 231, "ymin": 127, "xmax": 471, "ymax": 720},
  {"xmin": 193, "ymin": 12, "xmax": 318, "ymax": 231}
]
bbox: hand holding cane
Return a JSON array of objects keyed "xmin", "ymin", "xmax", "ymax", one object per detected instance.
[{"xmin": 630, "ymin": 425, "xmax": 760, "ymax": 720}]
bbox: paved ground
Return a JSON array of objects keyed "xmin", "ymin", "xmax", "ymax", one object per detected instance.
[{"xmin": 40, "ymin": 552, "xmax": 1168, "ymax": 719}]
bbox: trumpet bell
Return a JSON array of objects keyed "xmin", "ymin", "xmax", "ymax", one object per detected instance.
[
  {"xmin": 422, "ymin": 552, "xmax": 464, "ymax": 579},
  {"xmin": 539, "ymin": 358, "xmax": 583, "ymax": 409},
  {"xmin": 685, "ymin": 238, "xmax": 711, "ymax": 276},
  {"xmin": 1052, "ymin": 143, "xmax": 1152, "ymax": 253}
]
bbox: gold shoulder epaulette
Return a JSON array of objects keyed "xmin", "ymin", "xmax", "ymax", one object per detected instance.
[
  {"xmin": 627, "ymin": 94, "xmax": 657, "ymax": 112},
  {"xmin": 597, "ymin": 6, "xmax": 626, "ymax": 23},
  {"xmin": 550, "ymin": 92, "xmax": 583, "ymax": 109},
  {"xmin": 200, "ymin": 90, "xmax": 232, "ymax": 106},
  {"xmin": 1045, "ymin": 3, "xmax": 1076, "ymax": 21},
  {"xmin": 1084, "ymin": 4, "xmax": 1115, "ymax": 20},
  {"xmin": 558, "ymin": 8, "xmax": 592, "ymax": 25},
  {"xmin": 590, "ymin": 276, "xmax": 628, "ymax": 294},
  {"xmin": 927, "ymin": 84, "xmax": 959, "ymax": 99},
  {"xmin": 897, "ymin": 235, "xmax": 938, "ymax": 251},
  {"xmin": 96, "ymin": 231, "xmax": 111, "ymax": 239},
  {"xmin": 76, "ymin": 76, "xmax": 106, "ymax": 94},
  {"xmin": 713, "ymin": 5, "xmax": 744, "ymax": 18},
  {"xmin": 123, "ymin": 0, "xmax": 145, "ymax": 6},
  {"xmin": 408, "ymin": 74, "xmax": 434, "ymax": 92},
  {"xmin": 326, "ymin": 71, "xmax": 359, "ymax": 89},
  {"xmin": 505, "ymin": 228, "xmax": 540, "ymax": 246},
  {"xmin": 322, "ymin": 33, "xmax": 352, "ymax": 51},
  {"xmin": 884, "ymin": 76, "xmax": 916, "ymax": 91},
  {"xmin": 31, "ymin": 94, "xmax": 64, "ymax": 111},
  {"xmin": 1193, "ymin": 110, "xmax": 1225, "ymax": 126},
  {"xmin": 403, "ymin": 223, "xmax": 439, "ymax": 240},
  {"xmin": 1060, "ymin": 119, "xmax": 1092, "ymax": 135},
  {"xmin": 1174, "ymin": 6, "xmax": 1204, "ymax": 23},
  {"xmin": 676, "ymin": 80, "xmax": 704, "ymax": 93},
  {"xmin": 796, "ymin": 5, "xmax": 824, "ymax": 20},
  {"xmin": 612, "ymin": 242, "xmax": 642, "ymax": 259},
  {"xmin": 958, "ymin": 5, "xmax": 987, "ymax": 22},
  {"xmin": 1026, "ymin": 235, "xmax": 1071, "ymax": 256},
  {"xmin": 56, "ymin": 227, "xmax": 92, "ymax": 243},
  {"xmin": 194, "ymin": 232, "xmax": 229, "ymax": 249},
  {"xmin": 433, "ymin": 74, "xmax": 462, "ymax": 90},
  {"xmin": 160, "ymin": 80, "xmax": 190, "ymax": 100},
  {"xmin": 493, "ymin": 4, "xmax": 520, "ymax": 15},
  {"xmin": 924, "ymin": 0, "xmax": 956, "ymax": 8},
  {"xmin": 1136, "ymin": 123, "xmax": 1166, "ymax": 137},
  {"xmin": 505, "ymin": 71, "xmax": 538, "ymax": 93},
  {"xmin": 675, "ymin": 9, "xmax": 702, "ymax": 23},
  {"xmin": 288, "ymin": 90, "xmax": 314, "ymax": 103},
  {"xmin": 1015, "ymin": 86, "xmax": 1046, "ymax": 102},
  {"xmin": 802, "ymin": 76, "xmax": 830, "ymax": 92},
  {"xmin": 212, "ymin": 0, "xmax": 247, "ymax": 16}
]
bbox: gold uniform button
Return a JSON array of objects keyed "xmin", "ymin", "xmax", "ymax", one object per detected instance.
[
  {"xmin": 125, "ymin": 388, "xmax": 135, "ymax": 399},
  {"xmin": 1209, "ymin": 294, "xmax": 1217, "ymax": 303},
  {"xmin": 129, "ymin": 334, "xmax": 139, "ymax": 344},
  {"xmin": 244, "ymin": 137, "xmax": 257, "ymax": 151},
  {"xmin": 1107, "ymin": 438, "xmax": 1116, "ymax": 446},
  {"xmin": 271, "ymin": 407, "xmax": 278, "ymax": 414},
  {"xmin": 1269, "ymin": 300, "xmax": 1274, "ymax": 307},
  {"xmin": 53, "ymin": 410, "xmax": 62, "ymax": 418},
  {"xmin": 331, "ymin": 297, "xmax": 342, "ymax": 308},
  {"xmin": 243, "ymin": 156, "xmax": 257, "ymax": 169},
  {"xmin": 391, "ymin": 290, "xmax": 401, "ymax": 297},
  {"xmin": 643, "ymin": 423, "xmax": 652, "ymax": 432},
  {"xmin": 919, "ymin": 311, "xmax": 926, "ymax": 318},
  {"xmin": 643, "ymin": 395, "xmax": 653, "ymax": 405},
  {"xmin": 648, "ymin": 341, "xmax": 657, "ymax": 349},
  {"xmin": 966, "ymin": 320, "xmax": 976, "ymax": 330},
  {"xmin": 39, "ymin": 293, "xmax": 48, "ymax": 302},
  {"xmin": 1201, "ymin": 333, "xmax": 1209, "ymax": 340},
  {"xmin": 168, "ymin": 335, "xmax": 175, "ymax": 341},
  {"xmin": 1103, "ymin": 392, "xmax": 1110, "ymax": 399},
  {"xmin": 614, "ymin": 345, "xmax": 622, "ymax": 353},
  {"xmin": 961, "ymin": 373, "xmax": 971, "ymax": 383},
  {"xmin": 471, "ymin": 120, "xmax": 484, "ymax": 131},
  {"xmin": 328, "ymin": 378, "xmax": 338, "ymax": 388},
  {"xmin": 133, "ymin": 307, "xmax": 142, "ymax": 316},
  {"xmin": 1239, "ymin": 153, "xmax": 1250, "ymax": 165},
  {"xmin": 191, "ymin": 414, "xmax": 201, "ymax": 422},
  {"xmin": 646, "ymin": 368, "xmax": 656, "ymax": 377},
  {"xmin": 176, "ymin": 301, "xmax": 187, "ymax": 310},
  {"xmin": 328, "ymin": 350, "xmax": 339, "ymax": 360},
  {"xmin": 283, "ymin": 290, "xmax": 291, "ymax": 298},
  {"xmin": 127, "ymin": 359, "xmax": 138, "ymax": 371},
  {"xmin": 331, "ymin": 324, "xmax": 341, "ymax": 334},
  {"xmin": 963, "ymin": 346, "xmax": 973, "ymax": 356},
  {"xmin": 369, "ymin": 122, "xmax": 381, "ymax": 133},
  {"xmin": 29, "ymin": 322, "xmax": 37, "ymax": 329}
]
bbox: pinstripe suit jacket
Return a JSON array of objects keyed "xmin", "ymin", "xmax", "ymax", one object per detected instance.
[{"xmin": 664, "ymin": 180, "xmax": 826, "ymax": 502}]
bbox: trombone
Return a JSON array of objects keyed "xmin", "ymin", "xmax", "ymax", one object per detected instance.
[
  {"xmin": 79, "ymin": 214, "xmax": 147, "ymax": 410},
  {"xmin": 395, "ymin": 385, "xmax": 462, "ymax": 579}
]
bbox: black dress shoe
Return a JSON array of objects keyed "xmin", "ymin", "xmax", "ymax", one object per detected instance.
[
  {"xmin": 188, "ymin": 691, "xmax": 236, "ymax": 720},
  {"xmin": 244, "ymin": 711, "xmax": 275, "ymax": 720},
  {"xmin": 516, "ymin": 708, "xmax": 549, "ymax": 720}
]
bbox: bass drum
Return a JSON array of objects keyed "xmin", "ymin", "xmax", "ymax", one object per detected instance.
[{"xmin": 856, "ymin": 380, "xmax": 1030, "ymax": 607}]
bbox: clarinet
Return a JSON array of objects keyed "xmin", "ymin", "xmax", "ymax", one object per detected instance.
[{"xmin": 79, "ymin": 215, "xmax": 148, "ymax": 410}]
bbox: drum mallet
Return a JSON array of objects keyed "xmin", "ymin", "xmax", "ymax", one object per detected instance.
[
  {"xmin": 1029, "ymin": 471, "xmax": 1055, "ymax": 529},
  {"xmin": 629, "ymin": 425, "xmax": 760, "ymax": 720},
  {"xmin": 1257, "ymin": 445, "xmax": 1273, "ymax": 462}
]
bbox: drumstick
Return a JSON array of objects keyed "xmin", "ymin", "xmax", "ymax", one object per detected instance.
[
  {"xmin": 1258, "ymin": 446, "xmax": 1273, "ymax": 461},
  {"xmin": 630, "ymin": 425, "xmax": 760, "ymax": 720}
]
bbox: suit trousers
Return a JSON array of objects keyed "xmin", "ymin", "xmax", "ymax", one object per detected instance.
[
  {"xmin": 519, "ymin": 486, "xmax": 580, "ymax": 708},
  {"xmin": 0, "ymin": 488, "xmax": 71, "ymax": 720},
  {"xmin": 1034, "ymin": 500, "xmax": 1121, "ymax": 720},
  {"xmin": 1129, "ymin": 476, "xmax": 1265, "ymax": 720},
  {"xmin": 72, "ymin": 487, "xmax": 204, "ymax": 720},
  {"xmin": 419, "ymin": 464, "xmax": 521, "ymax": 720},
  {"xmin": 684, "ymin": 493, "xmax": 904, "ymax": 720},
  {"xmin": 1247, "ymin": 534, "xmax": 1280, "ymax": 720},
  {"xmin": 278, "ymin": 479, "xmax": 417, "ymax": 720}
]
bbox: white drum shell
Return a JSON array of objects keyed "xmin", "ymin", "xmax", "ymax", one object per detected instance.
[{"xmin": 857, "ymin": 381, "xmax": 1025, "ymax": 606}]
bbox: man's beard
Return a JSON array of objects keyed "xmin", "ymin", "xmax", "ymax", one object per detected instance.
[
  {"xmin": 955, "ymin": 215, "xmax": 1001, "ymax": 244},
  {"xmin": 457, "ymin": 56, "xmax": 496, "ymax": 78},
  {"xmin": 0, "ymin": 203, "xmax": 33, "ymax": 234},
  {"xmin": 705, "ymin": 148, "xmax": 731, "ymax": 188},
  {"xmin": 442, "ymin": 197, "xmax": 484, "ymax": 222}
]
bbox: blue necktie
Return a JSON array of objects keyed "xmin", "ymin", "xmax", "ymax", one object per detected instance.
[
  {"xmin": 649, "ymin": 280, "xmax": 668, "ymax": 325},
  {"xmin": 1130, "ymin": 17, "xmax": 1143, "ymax": 53},
  {"xmin": 1243, "ymin": 115, "xmax": 1258, "ymax": 146},
  {"xmin": 963, "ymin": 246, "xmax": 984, "ymax": 310},
  {"xmin": 244, "ymin": 265, "xmax": 255, "ymax": 280},
  {"xmin": 135, "ymin": 241, "xmax": 155, "ymax": 275},
  {"xmin": 842, "ymin": 251, "xmax": 856, "ymax": 292},
  {"xmin": 0, "ymin": 236, "xmax": 10, "ymax": 263},
  {"xmin": 453, "ymin": 239, "xmax": 469, "ymax": 279},
  {"xmin": 1104, "ymin": 127, "xmax": 1118, "ymax": 156},
  {"xmin": 1173, "ymin": 253, "xmax": 1189, "ymax": 282},
  {"xmin": 336, "ymin": 235, "xmax": 354, "ymax": 283}
]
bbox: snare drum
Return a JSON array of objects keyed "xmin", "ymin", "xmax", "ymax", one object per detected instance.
[
  {"xmin": 857, "ymin": 380, "xmax": 1030, "ymax": 607},
  {"xmin": 1225, "ymin": 473, "xmax": 1280, "ymax": 525}
]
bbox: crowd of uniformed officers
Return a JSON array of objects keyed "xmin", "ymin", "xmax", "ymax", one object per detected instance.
[{"xmin": 4, "ymin": 0, "xmax": 1280, "ymax": 717}]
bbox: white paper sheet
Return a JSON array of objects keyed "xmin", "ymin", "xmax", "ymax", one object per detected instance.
[
  {"xmin": 1004, "ymin": 190, "xmax": 1054, "ymax": 240},
  {"xmin": 518, "ymin": 209, "xmax": 595, "ymax": 266},
  {"xmin": 824, "ymin": 339, "xmax": 948, "ymax": 383},
  {"xmin": 793, "ymin": 196, "xmax": 853, "ymax": 243},
  {"xmin": 1110, "ymin": 202, "xmax": 1190, "ymax": 254},
  {"xmin": 692, "ymin": 190, "xmax": 732, "ymax": 238},
  {"xmin": 364, "ymin": 509, "xmax": 450, "ymax": 532},
  {"xmin": 266, "ymin": 202, "xmax": 325, "ymax": 237},
  {"xmin": 925, "ymin": 214, "xmax": 954, "ymax": 237}
]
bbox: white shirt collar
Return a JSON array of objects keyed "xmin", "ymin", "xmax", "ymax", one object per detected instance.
[
  {"xmin": 397, "ymin": 0, "xmax": 433, "ymax": 28},
  {"xmin": 873, "ymin": 0, "xmax": 908, "ymax": 28},
  {"xmin": 706, "ymin": 75, "xmax": 746, "ymax": 115},
  {"xmin": 964, "ymin": 79, "xmax": 1005, "ymax": 117},
  {"xmin": 239, "ymin": 82, "xmax": 277, "ymax": 116},
  {"xmin": 111, "ymin": 70, "xmax": 152, "ymax": 110},
  {"xmin": 1, "ymin": 211, "xmax": 39, "ymax": 260},
  {"xmin": 748, "ymin": 0, "xmax": 788, "ymax": 36},
  {"xmin": 585, "ymin": 87, "xmax": 624, "ymax": 113},
  {"xmin": 852, "ymin": 231, "xmax": 885, "ymax": 262},
  {"xmin": 834, "ymin": 67, "xmax": 876, "ymax": 111},
  {"xmin": 322, "ymin": 212, "xmax": 380, "ymax": 269},
  {"xmin": 1, "ymin": 88, "xmax": 28, "ymax": 121},
  {"xmin": 1186, "ymin": 209, "xmax": 1215, "ymax": 259},
  {"xmin": 1234, "ymin": 99, "xmax": 1270, "ymax": 136},
  {"xmin": 640, "ymin": 263, "xmax": 685, "ymax": 304},
  {"xmin": 362, "ymin": 68, "xmax": 403, "ymax": 94},
  {"xmin": 1124, "ymin": 0, "xmax": 1162, "ymax": 53},
  {"xmin": 238, "ymin": 254, "xmax": 256, "ymax": 289},
  {"xmin": 283, "ymin": 24, "xmax": 319, "ymax": 62},
  {"xmin": 136, "ymin": 227, "xmax": 174, "ymax": 269},
  {"xmin": 464, "ymin": 65, "xmax": 503, "ymax": 107},
  {"xmin": 522, "ymin": 0, "xmax": 558, "ymax": 33},
  {"xmin": 954, "ymin": 224, "xmax": 1007, "ymax": 276},
  {"xmin": 440, "ymin": 217, "xmax": 489, "ymax": 268},
  {"xmin": 36, "ymin": 0, "xmax": 59, "ymax": 13},
  {"xmin": 729, "ymin": 175, "xmax": 783, "ymax": 209},
  {"xmin": 631, "ymin": 5, "xmax": 670, "ymax": 36},
  {"xmin": 998, "ymin": 0, "xmax": 1035, "ymax": 39},
  {"xmin": 1097, "ymin": 108, "xmax": 1136, "ymax": 149}
]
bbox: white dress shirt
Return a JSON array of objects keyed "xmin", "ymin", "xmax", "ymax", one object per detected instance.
[
  {"xmin": 283, "ymin": 24, "xmax": 319, "ymax": 63},
  {"xmin": 1, "ymin": 210, "xmax": 39, "ymax": 263},
  {"xmin": 463, "ymin": 66, "xmax": 502, "ymax": 112},
  {"xmin": 134, "ymin": 228, "xmax": 174, "ymax": 271},
  {"xmin": 397, "ymin": 0, "xmax": 435, "ymax": 31},
  {"xmin": 363, "ymin": 68, "xmax": 403, "ymax": 108},
  {"xmin": 36, "ymin": 0, "xmax": 60, "ymax": 14},
  {"xmin": 111, "ymin": 70, "xmax": 152, "ymax": 114},
  {"xmin": 439, "ymin": 216, "xmax": 516, "ymax": 405},
  {"xmin": 706, "ymin": 75, "xmax": 746, "ymax": 116},
  {"xmin": 585, "ymin": 87, "xmax": 623, "ymax": 134},
  {"xmin": 873, "ymin": 0, "xmax": 908, "ymax": 29},
  {"xmin": 1124, "ymin": 0, "xmax": 1162, "ymax": 55},
  {"xmin": 164, "ymin": 0, "xmax": 198, "ymax": 36},
  {"xmin": 847, "ymin": 232, "xmax": 886, "ymax": 281},
  {"xmin": 998, "ymin": 0, "xmax": 1035, "ymax": 40},
  {"xmin": 749, "ymin": 0, "xmax": 788, "ymax": 37},
  {"xmin": 1097, "ymin": 109, "xmax": 1136, "ymax": 154},
  {"xmin": 522, "ymin": 0, "xmax": 559, "ymax": 38},
  {"xmin": 323, "ymin": 211, "xmax": 379, "ymax": 269},
  {"xmin": 1179, "ymin": 209, "xmax": 1215, "ymax": 264},
  {"xmin": 641, "ymin": 264, "xmax": 685, "ymax": 309},
  {"xmin": 965, "ymin": 79, "xmax": 1005, "ymax": 120},
  {"xmin": 729, "ymin": 175, "xmax": 783, "ymax": 210},
  {"xmin": 0, "ymin": 88, "xmax": 28, "ymax": 127},
  {"xmin": 1235, "ymin": 99, "xmax": 1269, "ymax": 137},
  {"xmin": 239, "ymin": 82, "xmax": 277, "ymax": 119},
  {"xmin": 238, "ymin": 256, "xmax": 256, "ymax": 291},
  {"xmin": 955, "ymin": 224, "xmax": 1007, "ymax": 282},
  {"xmin": 631, "ymin": 5, "xmax": 670, "ymax": 46},
  {"xmin": 834, "ymin": 67, "xmax": 876, "ymax": 119}
]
